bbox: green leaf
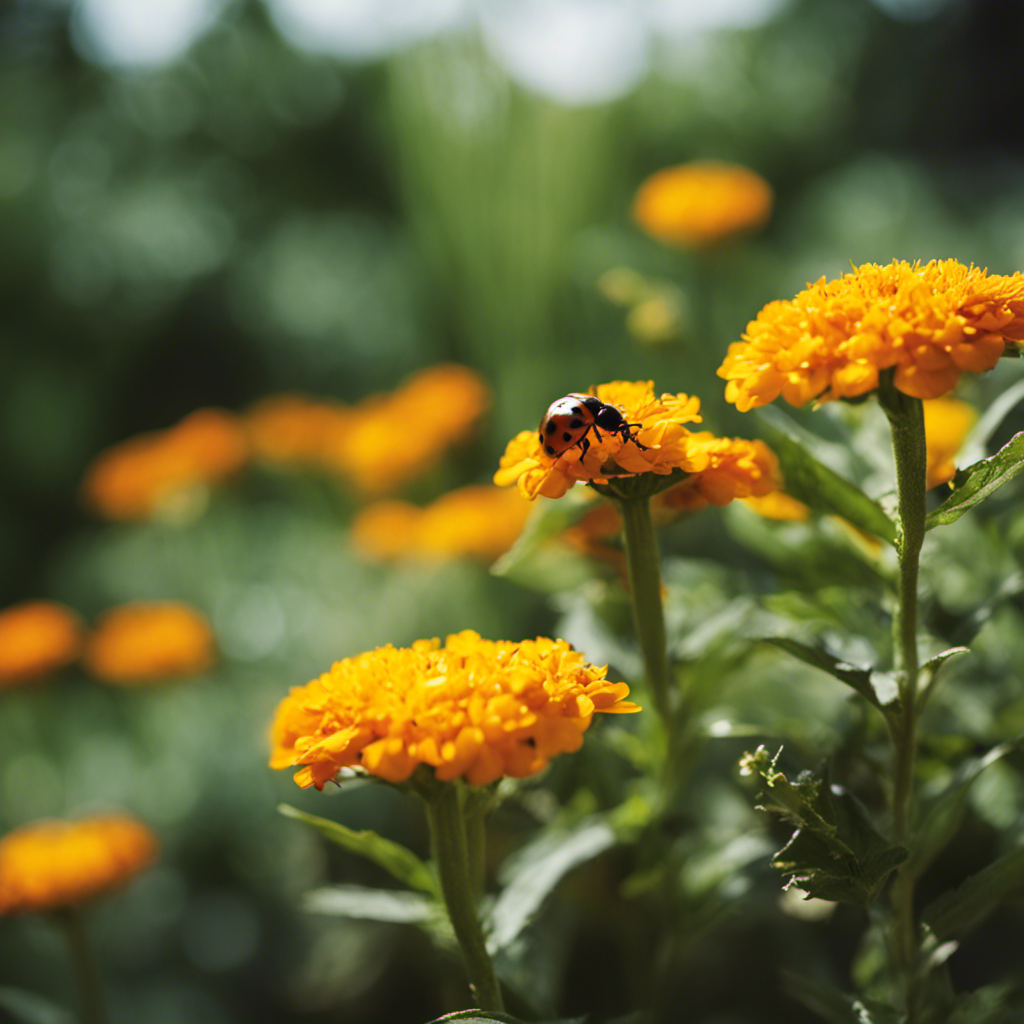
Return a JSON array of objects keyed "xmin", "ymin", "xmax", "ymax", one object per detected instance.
[
  {"xmin": 958, "ymin": 377, "xmax": 1024, "ymax": 464},
  {"xmin": 0, "ymin": 990, "xmax": 74, "ymax": 1024},
  {"xmin": 488, "ymin": 819, "xmax": 617, "ymax": 952},
  {"xmin": 490, "ymin": 490, "xmax": 594, "ymax": 579},
  {"xmin": 303, "ymin": 884, "xmax": 437, "ymax": 923},
  {"xmin": 279, "ymin": 804, "xmax": 438, "ymax": 896},
  {"xmin": 783, "ymin": 972, "xmax": 906, "ymax": 1024},
  {"xmin": 923, "ymin": 845, "xmax": 1024, "ymax": 942},
  {"xmin": 424, "ymin": 1012, "xmax": 526, "ymax": 1023},
  {"xmin": 763, "ymin": 636, "xmax": 897, "ymax": 711},
  {"xmin": 946, "ymin": 984, "xmax": 1022, "ymax": 1024},
  {"xmin": 926, "ymin": 431, "xmax": 1024, "ymax": 530},
  {"xmin": 907, "ymin": 741, "xmax": 1020, "ymax": 879},
  {"xmin": 918, "ymin": 646, "xmax": 970, "ymax": 709},
  {"xmin": 756, "ymin": 409, "xmax": 897, "ymax": 544},
  {"xmin": 744, "ymin": 751, "xmax": 907, "ymax": 905}
]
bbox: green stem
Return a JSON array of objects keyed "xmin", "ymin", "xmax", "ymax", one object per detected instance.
[
  {"xmin": 616, "ymin": 496, "xmax": 673, "ymax": 727},
  {"xmin": 56, "ymin": 908, "xmax": 108, "ymax": 1024},
  {"xmin": 879, "ymin": 377, "xmax": 928, "ymax": 1019},
  {"xmin": 424, "ymin": 784, "xmax": 504, "ymax": 1012}
]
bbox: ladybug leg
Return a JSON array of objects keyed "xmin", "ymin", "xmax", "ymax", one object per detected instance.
[
  {"xmin": 577, "ymin": 435, "xmax": 591, "ymax": 460},
  {"xmin": 623, "ymin": 423, "xmax": 649, "ymax": 450}
]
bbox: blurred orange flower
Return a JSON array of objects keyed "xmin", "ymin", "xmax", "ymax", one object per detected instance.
[
  {"xmin": 82, "ymin": 409, "xmax": 249, "ymax": 521},
  {"xmin": 83, "ymin": 602, "xmax": 216, "ymax": 684},
  {"xmin": 923, "ymin": 396, "xmax": 978, "ymax": 488},
  {"xmin": 246, "ymin": 394, "xmax": 354, "ymax": 467},
  {"xmin": 351, "ymin": 485, "xmax": 531, "ymax": 563},
  {"xmin": 741, "ymin": 491, "xmax": 811, "ymax": 522},
  {"xmin": 632, "ymin": 161, "xmax": 773, "ymax": 248},
  {"xmin": 0, "ymin": 816, "xmax": 157, "ymax": 914},
  {"xmin": 719, "ymin": 260, "xmax": 1024, "ymax": 411},
  {"xmin": 270, "ymin": 630, "xmax": 639, "ymax": 789},
  {"xmin": 336, "ymin": 365, "xmax": 490, "ymax": 495},
  {"xmin": 0, "ymin": 601, "xmax": 82, "ymax": 687}
]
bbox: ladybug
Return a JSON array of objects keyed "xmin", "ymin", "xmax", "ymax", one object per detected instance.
[{"xmin": 538, "ymin": 394, "xmax": 649, "ymax": 460}]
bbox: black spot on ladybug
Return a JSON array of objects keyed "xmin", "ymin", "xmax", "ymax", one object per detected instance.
[
  {"xmin": 562, "ymin": 432, "xmax": 572, "ymax": 442},
  {"xmin": 545, "ymin": 421, "xmax": 557, "ymax": 435},
  {"xmin": 572, "ymin": 406, "xmax": 582, "ymax": 414},
  {"xmin": 545, "ymin": 445, "xmax": 555, "ymax": 455},
  {"xmin": 569, "ymin": 418, "xmax": 583, "ymax": 429}
]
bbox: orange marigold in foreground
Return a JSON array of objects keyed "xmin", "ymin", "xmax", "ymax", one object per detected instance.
[
  {"xmin": 923, "ymin": 396, "xmax": 977, "ymax": 489},
  {"xmin": 82, "ymin": 409, "xmax": 249, "ymax": 520},
  {"xmin": 83, "ymin": 602, "xmax": 216, "ymax": 683},
  {"xmin": 270, "ymin": 631, "xmax": 639, "ymax": 789},
  {"xmin": 719, "ymin": 260, "xmax": 1024, "ymax": 411},
  {"xmin": 351, "ymin": 485, "xmax": 531, "ymax": 563},
  {"xmin": 494, "ymin": 381, "xmax": 779, "ymax": 505},
  {"xmin": 632, "ymin": 161, "xmax": 773, "ymax": 248},
  {"xmin": 0, "ymin": 816, "xmax": 157, "ymax": 914},
  {"xmin": 0, "ymin": 601, "xmax": 82, "ymax": 687}
]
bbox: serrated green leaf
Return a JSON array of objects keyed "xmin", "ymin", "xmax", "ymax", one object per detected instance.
[
  {"xmin": 752, "ymin": 760, "xmax": 906, "ymax": 905},
  {"xmin": 756, "ymin": 410, "xmax": 897, "ymax": 544},
  {"xmin": 923, "ymin": 846, "xmax": 1024, "ymax": 942},
  {"xmin": 279, "ymin": 804, "xmax": 438, "ymax": 896},
  {"xmin": 488, "ymin": 820, "xmax": 617, "ymax": 953},
  {"xmin": 926, "ymin": 431, "xmax": 1024, "ymax": 529},
  {"xmin": 303, "ymin": 884, "xmax": 437, "ymax": 923},
  {"xmin": 783, "ymin": 972, "xmax": 906, "ymax": 1024},
  {"xmin": 0, "ymin": 990, "xmax": 74, "ymax": 1024},
  {"xmin": 908, "ymin": 740, "xmax": 1022, "ymax": 879}
]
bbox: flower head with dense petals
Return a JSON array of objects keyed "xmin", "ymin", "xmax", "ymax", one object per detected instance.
[
  {"xmin": 0, "ymin": 816, "xmax": 157, "ymax": 914},
  {"xmin": 719, "ymin": 260, "xmax": 1024, "ymax": 411},
  {"xmin": 82, "ymin": 409, "xmax": 249, "ymax": 521},
  {"xmin": 495, "ymin": 381, "xmax": 707, "ymax": 500},
  {"xmin": 269, "ymin": 631, "xmax": 639, "ymax": 790},
  {"xmin": 658, "ymin": 435, "xmax": 780, "ymax": 512},
  {"xmin": 352, "ymin": 486, "xmax": 532, "ymax": 563},
  {"xmin": 633, "ymin": 161, "xmax": 773, "ymax": 248},
  {"xmin": 84, "ymin": 602, "xmax": 216, "ymax": 684},
  {"xmin": 0, "ymin": 602, "xmax": 82, "ymax": 687}
]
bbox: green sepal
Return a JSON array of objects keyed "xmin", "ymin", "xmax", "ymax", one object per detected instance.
[
  {"xmin": 278, "ymin": 804, "xmax": 439, "ymax": 896},
  {"xmin": 922, "ymin": 845, "xmax": 1024, "ymax": 943},
  {"xmin": 590, "ymin": 467, "xmax": 692, "ymax": 501},
  {"xmin": 756, "ymin": 409, "xmax": 898, "ymax": 545},
  {"xmin": 744, "ymin": 750, "xmax": 907, "ymax": 905},
  {"xmin": 925, "ymin": 431, "xmax": 1024, "ymax": 530}
]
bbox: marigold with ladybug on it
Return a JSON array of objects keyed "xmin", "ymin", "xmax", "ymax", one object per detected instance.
[{"xmin": 538, "ymin": 394, "xmax": 648, "ymax": 461}]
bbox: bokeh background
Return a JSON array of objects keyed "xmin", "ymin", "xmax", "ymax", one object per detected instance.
[{"xmin": 3, "ymin": 0, "xmax": 1024, "ymax": 1022}]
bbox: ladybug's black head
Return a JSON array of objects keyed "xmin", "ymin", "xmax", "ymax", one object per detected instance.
[{"xmin": 594, "ymin": 404, "xmax": 626, "ymax": 430}]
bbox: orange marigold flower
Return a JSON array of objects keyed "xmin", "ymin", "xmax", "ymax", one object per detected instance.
[
  {"xmin": 0, "ymin": 816, "xmax": 157, "ymax": 914},
  {"xmin": 83, "ymin": 602, "xmax": 216, "ymax": 684},
  {"xmin": 495, "ymin": 381, "xmax": 707, "ymax": 500},
  {"xmin": 352, "ymin": 486, "xmax": 531, "ymax": 563},
  {"xmin": 82, "ymin": 409, "xmax": 249, "ymax": 521},
  {"xmin": 923, "ymin": 396, "xmax": 978, "ymax": 489},
  {"xmin": 246, "ymin": 394, "xmax": 354, "ymax": 467},
  {"xmin": 659, "ymin": 435, "xmax": 780, "ymax": 511},
  {"xmin": 719, "ymin": 260, "xmax": 1024, "ymax": 411},
  {"xmin": 269, "ymin": 630, "xmax": 639, "ymax": 790},
  {"xmin": 334, "ymin": 365, "xmax": 490, "ymax": 496},
  {"xmin": 0, "ymin": 601, "xmax": 82, "ymax": 687},
  {"xmin": 632, "ymin": 161, "xmax": 773, "ymax": 248}
]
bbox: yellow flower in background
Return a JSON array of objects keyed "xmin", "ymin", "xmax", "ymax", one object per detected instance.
[
  {"xmin": 83, "ymin": 602, "xmax": 216, "ymax": 684},
  {"xmin": 632, "ymin": 161, "xmax": 773, "ymax": 248},
  {"xmin": 495, "ymin": 381, "xmax": 706, "ymax": 499},
  {"xmin": 335, "ymin": 364, "xmax": 490, "ymax": 495},
  {"xmin": 741, "ymin": 491, "xmax": 812, "ymax": 522},
  {"xmin": 0, "ymin": 601, "xmax": 82, "ymax": 687},
  {"xmin": 923, "ymin": 396, "xmax": 978, "ymax": 488},
  {"xmin": 269, "ymin": 630, "xmax": 639, "ymax": 789},
  {"xmin": 246, "ymin": 394, "xmax": 354, "ymax": 467},
  {"xmin": 352, "ymin": 485, "xmax": 532, "ymax": 563},
  {"xmin": 0, "ymin": 816, "xmax": 157, "ymax": 914},
  {"xmin": 719, "ymin": 260, "xmax": 1024, "ymax": 412},
  {"xmin": 82, "ymin": 409, "xmax": 249, "ymax": 521}
]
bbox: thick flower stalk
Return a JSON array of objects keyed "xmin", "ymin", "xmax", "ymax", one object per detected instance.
[
  {"xmin": 270, "ymin": 632, "xmax": 636, "ymax": 1010},
  {"xmin": 719, "ymin": 259, "xmax": 1024, "ymax": 410},
  {"xmin": 269, "ymin": 630, "xmax": 638, "ymax": 790}
]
